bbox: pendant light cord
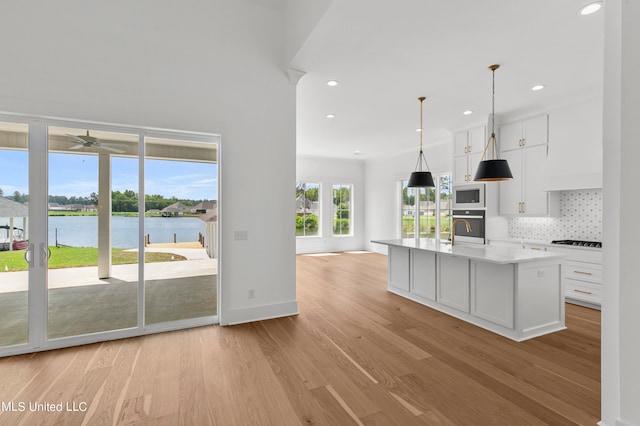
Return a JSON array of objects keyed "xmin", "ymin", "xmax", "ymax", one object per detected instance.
[
  {"xmin": 480, "ymin": 64, "xmax": 500, "ymax": 162},
  {"xmin": 414, "ymin": 97, "xmax": 430, "ymax": 172}
]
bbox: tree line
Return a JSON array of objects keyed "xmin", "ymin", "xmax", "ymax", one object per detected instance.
[{"xmin": 1, "ymin": 188, "xmax": 215, "ymax": 213}]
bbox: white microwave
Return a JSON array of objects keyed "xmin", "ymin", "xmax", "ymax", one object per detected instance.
[{"xmin": 452, "ymin": 184, "xmax": 485, "ymax": 209}]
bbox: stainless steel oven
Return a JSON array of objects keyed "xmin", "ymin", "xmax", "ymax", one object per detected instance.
[
  {"xmin": 452, "ymin": 184, "xmax": 485, "ymax": 209},
  {"xmin": 452, "ymin": 209, "xmax": 485, "ymax": 245}
]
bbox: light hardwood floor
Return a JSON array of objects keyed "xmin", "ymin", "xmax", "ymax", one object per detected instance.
[{"xmin": 0, "ymin": 251, "xmax": 600, "ymax": 425}]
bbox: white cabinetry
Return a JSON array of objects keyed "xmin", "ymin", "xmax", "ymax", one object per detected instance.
[
  {"xmin": 453, "ymin": 126, "xmax": 485, "ymax": 184},
  {"xmin": 499, "ymin": 115, "xmax": 558, "ymax": 216},
  {"xmin": 437, "ymin": 255, "xmax": 470, "ymax": 312},
  {"xmin": 544, "ymin": 98, "xmax": 603, "ymax": 190},
  {"xmin": 376, "ymin": 240, "xmax": 565, "ymax": 341},
  {"xmin": 388, "ymin": 245, "xmax": 410, "ymax": 291},
  {"xmin": 548, "ymin": 246, "xmax": 603, "ymax": 307},
  {"xmin": 500, "ymin": 114, "xmax": 548, "ymax": 151},
  {"xmin": 471, "ymin": 261, "xmax": 514, "ymax": 329},
  {"xmin": 411, "ymin": 249, "xmax": 436, "ymax": 301}
]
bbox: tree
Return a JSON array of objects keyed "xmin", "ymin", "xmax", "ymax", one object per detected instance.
[
  {"xmin": 0, "ymin": 188, "xmax": 4, "ymax": 196},
  {"xmin": 333, "ymin": 186, "xmax": 350, "ymax": 206}
]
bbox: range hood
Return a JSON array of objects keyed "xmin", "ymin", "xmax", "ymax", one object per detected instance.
[{"xmin": 542, "ymin": 98, "xmax": 603, "ymax": 191}]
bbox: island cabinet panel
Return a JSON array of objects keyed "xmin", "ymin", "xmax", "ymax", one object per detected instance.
[
  {"xmin": 517, "ymin": 262, "xmax": 563, "ymax": 335},
  {"xmin": 411, "ymin": 249, "xmax": 436, "ymax": 301},
  {"xmin": 388, "ymin": 245, "xmax": 410, "ymax": 292},
  {"xmin": 437, "ymin": 255, "xmax": 470, "ymax": 313},
  {"xmin": 470, "ymin": 261, "xmax": 515, "ymax": 329}
]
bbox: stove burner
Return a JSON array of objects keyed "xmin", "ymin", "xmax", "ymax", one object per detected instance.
[{"xmin": 551, "ymin": 240, "xmax": 602, "ymax": 248}]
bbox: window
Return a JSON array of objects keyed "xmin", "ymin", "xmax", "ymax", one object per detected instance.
[
  {"xmin": 401, "ymin": 180, "xmax": 415, "ymax": 238},
  {"xmin": 296, "ymin": 182, "xmax": 320, "ymax": 237},
  {"xmin": 401, "ymin": 173, "xmax": 452, "ymax": 239},
  {"xmin": 438, "ymin": 173, "xmax": 452, "ymax": 240},
  {"xmin": 332, "ymin": 184, "xmax": 352, "ymax": 235}
]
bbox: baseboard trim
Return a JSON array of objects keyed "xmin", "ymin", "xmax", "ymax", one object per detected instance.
[{"xmin": 221, "ymin": 300, "xmax": 299, "ymax": 326}]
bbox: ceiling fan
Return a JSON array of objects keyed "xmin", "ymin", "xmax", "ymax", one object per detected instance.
[{"xmin": 65, "ymin": 130, "xmax": 127, "ymax": 154}]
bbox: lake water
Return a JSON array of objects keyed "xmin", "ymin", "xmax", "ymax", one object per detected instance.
[{"xmin": 48, "ymin": 216, "xmax": 206, "ymax": 248}]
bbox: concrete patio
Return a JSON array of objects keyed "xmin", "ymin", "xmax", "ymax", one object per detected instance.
[{"xmin": 0, "ymin": 248, "xmax": 217, "ymax": 347}]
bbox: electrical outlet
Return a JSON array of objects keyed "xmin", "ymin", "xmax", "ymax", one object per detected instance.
[
  {"xmin": 248, "ymin": 289, "xmax": 255, "ymax": 299},
  {"xmin": 234, "ymin": 230, "xmax": 249, "ymax": 241}
]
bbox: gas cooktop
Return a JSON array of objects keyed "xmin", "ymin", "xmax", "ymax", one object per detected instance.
[{"xmin": 551, "ymin": 240, "xmax": 602, "ymax": 248}]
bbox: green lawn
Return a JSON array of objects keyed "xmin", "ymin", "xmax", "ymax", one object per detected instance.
[
  {"xmin": 402, "ymin": 214, "xmax": 451, "ymax": 238},
  {"xmin": 0, "ymin": 246, "xmax": 184, "ymax": 272}
]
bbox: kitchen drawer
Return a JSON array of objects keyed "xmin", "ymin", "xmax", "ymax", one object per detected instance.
[
  {"xmin": 564, "ymin": 260, "xmax": 602, "ymax": 284},
  {"xmin": 565, "ymin": 280, "xmax": 602, "ymax": 305}
]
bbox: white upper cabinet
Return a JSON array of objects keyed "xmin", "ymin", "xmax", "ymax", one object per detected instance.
[
  {"xmin": 453, "ymin": 125, "xmax": 485, "ymax": 184},
  {"xmin": 500, "ymin": 114, "xmax": 548, "ymax": 152},
  {"xmin": 499, "ymin": 114, "xmax": 558, "ymax": 216}
]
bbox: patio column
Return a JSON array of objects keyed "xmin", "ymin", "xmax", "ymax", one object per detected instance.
[{"xmin": 98, "ymin": 152, "xmax": 111, "ymax": 279}]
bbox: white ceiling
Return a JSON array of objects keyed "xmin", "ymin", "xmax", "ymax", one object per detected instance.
[{"xmin": 291, "ymin": 0, "xmax": 604, "ymax": 160}]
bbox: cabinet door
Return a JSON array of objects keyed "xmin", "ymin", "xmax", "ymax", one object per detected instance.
[
  {"xmin": 468, "ymin": 126, "xmax": 486, "ymax": 155},
  {"xmin": 499, "ymin": 121, "xmax": 523, "ymax": 152},
  {"xmin": 454, "ymin": 131, "xmax": 469, "ymax": 156},
  {"xmin": 522, "ymin": 145, "xmax": 549, "ymax": 215},
  {"xmin": 411, "ymin": 249, "xmax": 436, "ymax": 301},
  {"xmin": 522, "ymin": 115, "xmax": 548, "ymax": 148},
  {"xmin": 471, "ymin": 261, "xmax": 514, "ymax": 329},
  {"xmin": 453, "ymin": 156, "xmax": 469, "ymax": 185},
  {"xmin": 437, "ymin": 255, "xmax": 469, "ymax": 312},
  {"xmin": 499, "ymin": 149, "xmax": 523, "ymax": 215},
  {"xmin": 468, "ymin": 152, "xmax": 483, "ymax": 182},
  {"xmin": 389, "ymin": 246, "xmax": 410, "ymax": 291}
]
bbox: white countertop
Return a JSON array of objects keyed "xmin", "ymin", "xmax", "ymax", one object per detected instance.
[{"xmin": 372, "ymin": 239, "xmax": 565, "ymax": 265}]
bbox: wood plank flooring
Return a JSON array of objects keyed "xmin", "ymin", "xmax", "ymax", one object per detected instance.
[{"xmin": 0, "ymin": 251, "xmax": 600, "ymax": 425}]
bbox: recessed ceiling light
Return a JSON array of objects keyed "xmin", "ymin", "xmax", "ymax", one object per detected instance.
[
  {"xmin": 354, "ymin": 150, "xmax": 364, "ymax": 156},
  {"xmin": 326, "ymin": 114, "xmax": 335, "ymax": 119},
  {"xmin": 579, "ymin": 1, "xmax": 602, "ymax": 15},
  {"xmin": 532, "ymin": 85, "xmax": 545, "ymax": 91},
  {"xmin": 416, "ymin": 128, "xmax": 422, "ymax": 132},
  {"xmin": 326, "ymin": 80, "xmax": 339, "ymax": 87},
  {"xmin": 463, "ymin": 110, "xmax": 473, "ymax": 115}
]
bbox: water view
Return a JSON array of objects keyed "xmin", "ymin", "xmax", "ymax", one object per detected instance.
[{"xmin": 49, "ymin": 215, "xmax": 206, "ymax": 248}]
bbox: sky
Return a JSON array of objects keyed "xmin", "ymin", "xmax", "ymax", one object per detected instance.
[{"xmin": 0, "ymin": 150, "xmax": 218, "ymax": 201}]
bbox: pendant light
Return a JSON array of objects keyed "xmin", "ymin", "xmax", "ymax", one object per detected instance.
[
  {"xmin": 474, "ymin": 64, "xmax": 513, "ymax": 182},
  {"xmin": 408, "ymin": 97, "xmax": 435, "ymax": 187}
]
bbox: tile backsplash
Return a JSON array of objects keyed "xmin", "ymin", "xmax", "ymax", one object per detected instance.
[{"xmin": 508, "ymin": 189, "xmax": 602, "ymax": 242}]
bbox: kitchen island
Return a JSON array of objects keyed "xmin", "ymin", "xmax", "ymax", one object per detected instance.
[{"xmin": 372, "ymin": 239, "xmax": 566, "ymax": 341}]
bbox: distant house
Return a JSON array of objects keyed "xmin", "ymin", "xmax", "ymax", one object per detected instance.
[
  {"xmin": 295, "ymin": 195, "xmax": 319, "ymax": 216},
  {"xmin": 161, "ymin": 202, "xmax": 191, "ymax": 217},
  {"xmin": 191, "ymin": 201, "xmax": 216, "ymax": 214}
]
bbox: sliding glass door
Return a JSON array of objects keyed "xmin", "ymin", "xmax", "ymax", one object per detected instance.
[
  {"xmin": 47, "ymin": 126, "xmax": 140, "ymax": 340},
  {"xmin": 0, "ymin": 116, "xmax": 219, "ymax": 356},
  {"xmin": 143, "ymin": 136, "xmax": 218, "ymax": 325}
]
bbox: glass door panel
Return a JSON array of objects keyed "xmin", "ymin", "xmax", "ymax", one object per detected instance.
[
  {"xmin": 0, "ymin": 122, "xmax": 30, "ymax": 348},
  {"xmin": 47, "ymin": 126, "xmax": 139, "ymax": 339},
  {"xmin": 144, "ymin": 137, "xmax": 217, "ymax": 325}
]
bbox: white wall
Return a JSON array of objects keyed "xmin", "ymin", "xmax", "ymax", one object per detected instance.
[
  {"xmin": 364, "ymin": 140, "xmax": 452, "ymax": 254},
  {"xmin": 0, "ymin": 0, "xmax": 297, "ymax": 325},
  {"xmin": 296, "ymin": 155, "xmax": 365, "ymax": 253},
  {"xmin": 602, "ymin": 1, "xmax": 640, "ymax": 425}
]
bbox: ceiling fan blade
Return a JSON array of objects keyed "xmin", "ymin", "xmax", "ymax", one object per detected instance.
[
  {"xmin": 69, "ymin": 144, "xmax": 85, "ymax": 150},
  {"xmin": 65, "ymin": 133, "xmax": 88, "ymax": 144}
]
